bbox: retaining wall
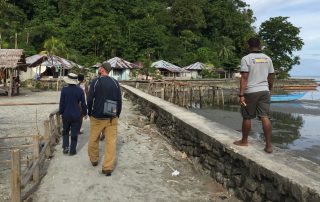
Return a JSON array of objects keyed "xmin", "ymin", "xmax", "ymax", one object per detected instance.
[{"xmin": 122, "ymin": 84, "xmax": 320, "ymax": 202}]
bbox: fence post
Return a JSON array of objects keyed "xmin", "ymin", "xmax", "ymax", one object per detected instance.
[
  {"xmin": 161, "ymin": 88, "xmax": 165, "ymax": 99},
  {"xmin": 199, "ymin": 86, "xmax": 202, "ymax": 108},
  {"xmin": 43, "ymin": 120, "xmax": 51, "ymax": 158},
  {"xmin": 221, "ymin": 88, "xmax": 224, "ymax": 106},
  {"xmin": 55, "ymin": 113, "xmax": 61, "ymax": 136},
  {"xmin": 11, "ymin": 149, "xmax": 21, "ymax": 202},
  {"xmin": 32, "ymin": 135, "xmax": 40, "ymax": 184}
]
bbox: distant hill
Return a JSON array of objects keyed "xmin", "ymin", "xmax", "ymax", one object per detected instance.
[{"xmin": 290, "ymin": 58, "xmax": 320, "ymax": 76}]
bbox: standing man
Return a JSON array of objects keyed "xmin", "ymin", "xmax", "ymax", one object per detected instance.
[
  {"xmin": 234, "ymin": 37, "xmax": 274, "ymax": 153},
  {"xmin": 87, "ymin": 62, "xmax": 122, "ymax": 176},
  {"xmin": 59, "ymin": 73, "xmax": 87, "ymax": 155}
]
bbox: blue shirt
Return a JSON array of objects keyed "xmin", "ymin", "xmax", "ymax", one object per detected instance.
[{"xmin": 59, "ymin": 85, "xmax": 87, "ymax": 120}]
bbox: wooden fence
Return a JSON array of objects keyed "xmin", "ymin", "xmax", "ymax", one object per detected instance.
[
  {"xmin": 133, "ymin": 81, "xmax": 239, "ymax": 108},
  {"xmin": 0, "ymin": 109, "xmax": 61, "ymax": 202}
]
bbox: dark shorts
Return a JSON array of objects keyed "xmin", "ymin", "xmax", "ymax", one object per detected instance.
[{"xmin": 241, "ymin": 91, "xmax": 270, "ymax": 119}]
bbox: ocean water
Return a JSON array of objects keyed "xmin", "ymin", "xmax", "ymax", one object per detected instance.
[{"xmin": 192, "ymin": 76, "xmax": 320, "ymax": 164}]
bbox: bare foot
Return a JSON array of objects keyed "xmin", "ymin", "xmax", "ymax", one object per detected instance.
[
  {"xmin": 233, "ymin": 140, "xmax": 248, "ymax": 146},
  {"xmin": 264, "ymin": 147, "xmax": 273, "ymax": 153}
]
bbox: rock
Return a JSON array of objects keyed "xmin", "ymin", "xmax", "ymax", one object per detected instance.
[
  {"xmin": 233, "ymin": 175, "xmax": 242, "ymax": 186},
  {"xmin": 215, "ymin": 172, "xmax": 224, "ymax": 184},
  {"xmin": 290, "ymin": 183, "xmax": 309, "ymax": 202},
  {"xmin": 265, "ymin": 182, "xmax": 280, "ymax": 201},
  {"xmin": 252, "ymin": 191, "xmax": 263, "ymax": 202},
  {"xmin": 285, "ymin": 197, "xmax": 296, "ymax": 202},
  {"xmin": 227, "ymin": 179, "xmax": 236, "ymax": 188},
  {"xmin": 244, "ymin": 177, "xmax": 258, "ymax": 192},
  {"xmin": 258, "ymin": 184, "xmax": 266, "ymax": 195},
  {"xmin": 143, "ymin": 125, "xmax": 151, "ymax": 130},
  {"xmin": 215, "ymin": 162, "xmax": 225, "ymax": 173}
]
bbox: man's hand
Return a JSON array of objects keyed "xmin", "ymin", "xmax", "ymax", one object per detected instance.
[{"xmin": 239, "ymin": 96, "xmax": 247, "ymax": 107}]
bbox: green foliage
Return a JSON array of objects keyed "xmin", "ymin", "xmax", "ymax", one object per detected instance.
[
  {"xmin": 2, "ymin": 0, "xmax": 303, "ymax": 79},
  {"xmin": 43, "ymin": 36, "xmax": 67, "ymax": 56},
  {"xmin": 200, "ymin": 68, "xmax": 218, "ymax": 79},
  {"xmin": 259, "ymin": 17, "xmax": 304, "ymax": 78},
  {"xmin": 140, "ymin": 56, "xmax": 156, "ymax": 80}
]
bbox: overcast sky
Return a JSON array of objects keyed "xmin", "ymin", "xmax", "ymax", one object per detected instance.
[{"xmin": 244, "ymin": 0, "xmax": 320, "ymax": 76}]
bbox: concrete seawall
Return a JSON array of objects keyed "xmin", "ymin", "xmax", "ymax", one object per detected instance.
[{"xmin": 121, "ymin": 84, "xmax": 320, "ymax": 202}]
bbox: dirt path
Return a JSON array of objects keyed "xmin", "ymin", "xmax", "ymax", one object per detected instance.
[{"xmin": 32, "ymin": 98, "xmax": 239, "ymax": 202}]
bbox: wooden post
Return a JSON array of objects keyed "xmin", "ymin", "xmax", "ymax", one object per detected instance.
[
  {"xmin": 221, "ymin": 88, "xmax": 225, "ymax": 106},
  {"xmin": 161, "ymin": 88, "xmax": 164, "ymax": 99},
  {"xmin": 43, "ymin": 120, "xmax": 51, "ymax": 158},
  {"xmin": 189, "ymin": 87, "xmax": 193, "ymax": 107},
  {"xmin": 32, "ymin": 135, "xmax": 40, "ymax": 183},
  {"xmin": 212, "ymin": 87, "xmax": 215, "ymax": 106},
  {"xmin": 183, "ymin": 86, "xmax": 186, "ymax": 107},
  {"xmin": 11, "ymin": 149, "xmax": 21, "ymax": 202},
  {"xmin": 199, "ymin": 86, "xmax": 202, "ymax": 108},
  {"xmin": 216, "ymin": 88, "xmax": 220, "ymax": 105},
  {"xmin": 8, "ymin": 69, "xmax": 13, "ymax": 97},
  {"xmin": 55, "ymin": 113, "xmax": 61, "ymax": 136}
]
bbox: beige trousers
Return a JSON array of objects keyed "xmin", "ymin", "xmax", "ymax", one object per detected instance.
[{"xmin": 88, "ymin": 117, "xmax": 118, "ymax": 171}]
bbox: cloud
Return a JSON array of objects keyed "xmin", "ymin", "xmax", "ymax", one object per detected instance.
[{"xmin": 244, "ymin": 0, "xmax": 320, "ymax": 61}]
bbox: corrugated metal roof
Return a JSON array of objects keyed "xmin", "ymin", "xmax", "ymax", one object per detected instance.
[
  {"xmin": 0, "ymin": 49, "xmax": 26, "ymax": 69},
  {"xmin": 26, "ymin": 54, "xmax": 82, "ymax": 69},
  {"xmin": 105, "ymin": 57, "xmax": 140, "ymax": 69},
  {"xmin": 151, "ymin": 60, "xmax": 188, "ymax": 73},
  {"xmin": 184, "ymin": 62, "xmax": 206, "ymax": 70}
]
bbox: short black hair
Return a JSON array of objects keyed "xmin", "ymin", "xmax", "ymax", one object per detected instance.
[
  {"xmin": 102, "ymin": 61, "xmax": 112, "ymax": 72},
  {"xmin": 78, "ymin": 74, "xmax": 84, "ymax": 82},
  {"xmin": 248, "ymin": 37, "xmax": 261, "ymax": 48}
]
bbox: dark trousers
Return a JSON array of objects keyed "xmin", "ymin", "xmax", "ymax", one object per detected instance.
[{"xmin": 62, "ymin": 117, "xmax": 81, "ymax": 154}]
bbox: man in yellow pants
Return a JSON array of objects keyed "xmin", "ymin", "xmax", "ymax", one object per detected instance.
[{"xmin": 87, "ymin": 62, "xmax": 122, "ymax": 176}]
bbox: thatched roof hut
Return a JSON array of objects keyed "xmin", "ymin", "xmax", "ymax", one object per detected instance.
[{"xmin": 0, "ymin": 49, "xmax": 27, "ymax": 71}]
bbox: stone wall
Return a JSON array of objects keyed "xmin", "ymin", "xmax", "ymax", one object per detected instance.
[{"xmin": 122, "ymin": 84, "xmax": 320, "ymax": 202}]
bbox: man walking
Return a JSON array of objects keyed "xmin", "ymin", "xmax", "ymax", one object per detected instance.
[
  {"xmin": 234, "ymin": 37, "xmax": 274, "ymax": 153},
  {"xmin": 87, "ymin": 62, "xmax": 122, "ymax": 176},
  {"xmin": 59, "ymin": 73, "xmax": 87, "ymax": 155}
]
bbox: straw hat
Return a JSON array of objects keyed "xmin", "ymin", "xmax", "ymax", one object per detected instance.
[{"xmin": 64, "ymin": 73, "xmax": 79, "ymax": 85}]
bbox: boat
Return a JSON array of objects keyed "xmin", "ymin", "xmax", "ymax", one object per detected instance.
[
  {"xmin": 282, "ymin": 84, "xmax": 318, "ymax": 90},
  {"xmin": 271, "ymin": 92, "xmax": 306, "ymax": 102}
]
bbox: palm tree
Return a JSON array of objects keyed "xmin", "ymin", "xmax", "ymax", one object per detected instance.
[{"xmin": 43, "ymin": 36, "xmax": 67, "ymax": 56}]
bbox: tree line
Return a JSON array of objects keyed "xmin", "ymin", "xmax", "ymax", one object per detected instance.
[{"xmin": 0, "ymin": 0, "xmax": 303, "ymax": 78}]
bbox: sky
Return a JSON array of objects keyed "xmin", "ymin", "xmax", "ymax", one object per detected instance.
[{"xmin": 243, "ymin": 0, "xmax": 320, "ymax": 76}]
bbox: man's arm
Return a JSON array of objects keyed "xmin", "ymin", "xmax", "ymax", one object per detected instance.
[
  {"xmin": 240, "ymin": 72, "xmax": 249, "ymax": 96},
  {"xmin": 80, "ymin": 90, "xmax": 87, "ymax": 116},
  {"xmin": 59, "ymin": 89, "xmax": 65, "ymax": 115},
  {"xmin": 239, "ymin": 72, "xmax": 249, "ymax": 106},
  {"xmin": 117, "ymin": 83, "xmax": 122, "ymax": 118},
  {"xmin": 268, "ymin": 73, "xmax": 274, "ymax": 91},
  {"xmin": 87, "ymin": 79, "xmax": 96, "ymax": 116}
]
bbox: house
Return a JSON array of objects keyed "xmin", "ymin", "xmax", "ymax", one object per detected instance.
[
  {"xmin": 102, "ymin": 57, "xmax": 141, "ymax": 80},
  {"xmin": 183, "ymin": 62, "xmax": 209, "ymax": 78},
  {"xmin": 151, "ymin": 60, "xmax": 188, "ymax": 78},
  {"xmin": 0, "ymin": 49, "xmax": 27, "ymax": 96},
  {"xmin": 21, "ymin": 54, "xmax": 82, "ymax": 81}
]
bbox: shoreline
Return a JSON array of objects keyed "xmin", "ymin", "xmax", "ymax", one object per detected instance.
[{"xmin": 191, "ymin": 100, "xmax": 320, "ymax": 165}]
